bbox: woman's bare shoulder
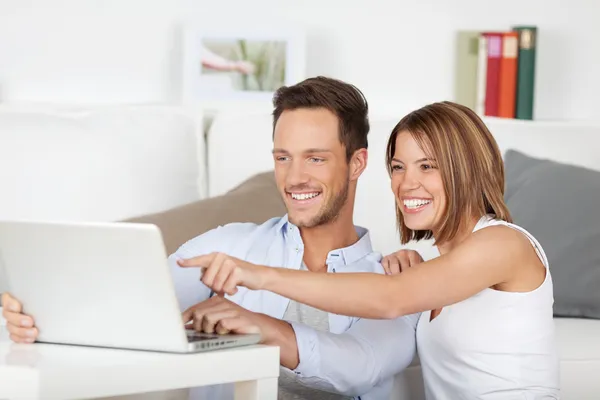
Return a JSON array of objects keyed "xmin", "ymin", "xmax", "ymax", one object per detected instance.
[
  {"xmin": 465, "ymin": 224, "xmax": 544, "ymax": 284},
  {"xmin": 444, "ymin": 224, "xmax": 537, "ymax": 270}
]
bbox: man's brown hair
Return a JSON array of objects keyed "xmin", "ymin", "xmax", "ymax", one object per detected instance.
[
  {"xmin": 272, "ymin": 76, "xmax": 369, "ymax": 161},
  {"xmin": 386, "ymin": 101, "xmax": 512, "ymax": 245}
]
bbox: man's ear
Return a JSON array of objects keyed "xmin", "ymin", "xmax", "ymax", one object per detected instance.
[{"xmin": 349, "ymin": 148, "xmax": 368, "ymax": 181}]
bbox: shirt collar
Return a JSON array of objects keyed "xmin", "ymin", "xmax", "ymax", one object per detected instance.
[{"xmin": 277, "ymin": 214, "xmax": 374, "ymax": 266}]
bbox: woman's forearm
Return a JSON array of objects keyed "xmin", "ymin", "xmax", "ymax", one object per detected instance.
[{"xmin": 262, "ymin": 268, "xmax": 404, "ymax": 319}]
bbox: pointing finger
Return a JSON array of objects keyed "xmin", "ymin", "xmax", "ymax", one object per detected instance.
[
  {"xmin": 177, "ymin": 253, "xmax": 217, "ymax": 268},
  {"xmin": 201, "ymin": 253, "xmax": 226, "ymax": 288}
]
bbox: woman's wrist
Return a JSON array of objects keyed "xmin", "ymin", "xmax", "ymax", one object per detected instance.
[{"xmin": 258, "ymin": 265, "xmax": 279, "ymax": 291}]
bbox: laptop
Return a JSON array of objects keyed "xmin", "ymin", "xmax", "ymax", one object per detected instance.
[{"xmin": 0, "ymin": 219, "xmax": 261, "ymax": 353}]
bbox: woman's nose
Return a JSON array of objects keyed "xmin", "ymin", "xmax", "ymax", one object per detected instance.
[{"xmin": 399, "ymin": 168, "xmax": 420, "ymax": 191}]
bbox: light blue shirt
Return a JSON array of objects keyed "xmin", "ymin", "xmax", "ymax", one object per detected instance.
[{"xmin": 168, "ymin": 215, "xmax": 418, "ymax": 400}]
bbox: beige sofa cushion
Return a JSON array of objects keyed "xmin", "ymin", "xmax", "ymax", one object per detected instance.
[{"xmin": 125, "ymin": 171, "xmax": 285, "ymax": 255}]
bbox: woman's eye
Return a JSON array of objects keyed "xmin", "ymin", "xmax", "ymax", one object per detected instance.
[
  {"xmin": 391, "ymin": 164, "xmax": 403, "ymax": 171},
  {"xmin": 420, "ymin": 164, "xmax": 432, "ymax": 170}
]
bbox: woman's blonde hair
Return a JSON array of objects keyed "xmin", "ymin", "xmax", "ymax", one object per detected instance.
[{"xmin": 386, "ymin": 101, "xmax": 512, "ymax": 246}]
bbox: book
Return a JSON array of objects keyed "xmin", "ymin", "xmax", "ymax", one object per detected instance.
[
  {"xmin": 513, "ymin": 26, "xmax": 537, "ymax": 120},
  {"xmin": 475, "ymin": 35, "xmax": 488, "ymax": 116},
  {"xmin": 455, "ymin": 31, "xmax": 482, "ymax": 111},
  {"xmin": 482, "ymin": 32, "xmax": 503, "ymax": 117},
  {"xmin": 498, "ymin": 32, "xmax": 519, "ymax": 118}
]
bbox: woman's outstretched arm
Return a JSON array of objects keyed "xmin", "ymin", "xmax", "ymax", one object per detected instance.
[{"xmin": 179, "ymin": 226, "xmax": 528, "ymax": 319}]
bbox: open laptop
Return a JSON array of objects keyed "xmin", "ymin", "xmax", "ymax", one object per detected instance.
[{"xmin": 0, "ymin": 220, "xmax": 261, "ymax": 353}]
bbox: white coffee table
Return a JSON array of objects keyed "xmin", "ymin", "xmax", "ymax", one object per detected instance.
[{"xmin": 0, "ymin": 324, "xmax": 279, "ymax": 400}]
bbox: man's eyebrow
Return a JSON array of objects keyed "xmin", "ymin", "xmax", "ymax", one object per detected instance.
[
  {"xmin": 304, "ymin": 148, "xmax": 333, "ymax": 154},
  {"xmin": 272, "ymin": 148, "xmax": 333, "ymax": 154}
]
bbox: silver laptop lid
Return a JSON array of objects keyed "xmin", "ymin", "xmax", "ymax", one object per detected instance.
[{"xmin": 0, "ymin": 220, "xmax": 190, "ymax": 352}]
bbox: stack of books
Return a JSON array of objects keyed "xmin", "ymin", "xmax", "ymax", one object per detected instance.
[{"xmin": 454, "ymin": 26, "xmax": 537, "ymax": 120}]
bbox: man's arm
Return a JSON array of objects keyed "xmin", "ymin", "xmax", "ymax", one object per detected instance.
[
  {"xmin": 182, "ymin": 294, "xmax": 416, "ymax": 394},
  {"xmin": 252, "ymin": 313, "xmax": 301, "ymax": 368},
  {"xmin": 287, "ymin": 314, "xmax": 418, "ymax": 396},
  {"xmin": 168, "ymin": 251, "xmax": 212, "ymax": 311}
]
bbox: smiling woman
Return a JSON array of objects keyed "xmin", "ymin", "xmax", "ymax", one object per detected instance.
[{"xmin": 385, "ymin": 102, "xmax": 511, "ymax": 248}]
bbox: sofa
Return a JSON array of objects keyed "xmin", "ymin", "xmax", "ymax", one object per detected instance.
[{"xmin": 1, "ymin": 104, "xmax": 599, "ymax": 399}]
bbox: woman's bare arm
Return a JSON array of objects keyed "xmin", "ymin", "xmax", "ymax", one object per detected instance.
[{"xmin": 258, "ymin": 226, "xmax": 530, "ymax": 318}]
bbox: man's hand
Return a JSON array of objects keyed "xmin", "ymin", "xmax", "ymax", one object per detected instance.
[
  {"xmin": 1, "ymin": 292, "xmax": 38, "ymax": 343},
  {"xmin": 179, "ymin": 255, "xmax": 300, "ymax": 368},
  {"xmin": 177, "ymin": 252, "xmax": 269, "ymax": 296},
  {"xmin": 182, "ymin": 296, "xmax": 300, "ymax": 369},
  {"xmin": 381, "ymin": 249, "xmax": 424, "ymax": 275},
  {"xmin": 182, "ymin": 296, "xmax": 261, "ymax": 336}
]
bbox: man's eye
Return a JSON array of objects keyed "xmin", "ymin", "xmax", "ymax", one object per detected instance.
[
  {"xmin": 309, "ymin": 157, "xmax": 324, "ymax": 163},
  {"xmin": 277, "ymin": 156, "xmax": 289, "ymax": 162}
]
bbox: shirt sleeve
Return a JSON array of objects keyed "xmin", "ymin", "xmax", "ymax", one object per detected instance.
[
  {"xmin": 167, "ymin": 221, "xmax": 269, "ymax": 312},
  {"xmin": 286, "ymin": 313, "xmax": 419, "ymax": 397},
  {"xmin": 167, "ymin": 226, "xmax": 227, "ymax": 312}
]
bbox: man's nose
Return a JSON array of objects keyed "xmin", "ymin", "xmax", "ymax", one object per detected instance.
[{"xmin": 287, "ymin": 160, "xmax": 309, "ymax": 186}]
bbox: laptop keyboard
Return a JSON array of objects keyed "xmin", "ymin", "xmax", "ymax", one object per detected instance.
[{"xmin": 187, "ymin": 332, "xmax": 219, "ymax": 342}]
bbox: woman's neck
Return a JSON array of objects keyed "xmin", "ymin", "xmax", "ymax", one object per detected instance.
[{"xmin": 435, "ymin": 215, "xmax": 482, "ymax": 255}]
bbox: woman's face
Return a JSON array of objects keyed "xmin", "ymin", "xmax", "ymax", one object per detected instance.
[{"xmin": 390, "ymin": 131, "xmax": 446, "ymax": 232}]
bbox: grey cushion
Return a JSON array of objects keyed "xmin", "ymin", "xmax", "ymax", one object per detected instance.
[{"xmin": 504, "ymin": 149, "xmax": 600, "ymax": 319}]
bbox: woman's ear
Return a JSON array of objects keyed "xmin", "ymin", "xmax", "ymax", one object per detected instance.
[{"xmin": 350, "ymin": 148, "xmax": 368, "ymax": 181}]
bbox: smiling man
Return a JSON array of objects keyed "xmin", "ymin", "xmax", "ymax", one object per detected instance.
[
  {"xmin": 172, "ymin": 77, "xmax": 419, "ymax": 400},
  {"xmin": 2, "ymin": 76, "xmax": 419, "ymax": 400}
]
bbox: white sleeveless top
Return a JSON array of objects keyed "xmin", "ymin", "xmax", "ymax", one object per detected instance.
[{"xmin": 416, "ymin": 215, "xmax": 560, "ymax": 399}]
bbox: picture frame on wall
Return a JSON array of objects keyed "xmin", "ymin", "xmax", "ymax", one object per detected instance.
[{"xmin": 181, "ymin": 24, "xmax": 306, "ymax": 113}]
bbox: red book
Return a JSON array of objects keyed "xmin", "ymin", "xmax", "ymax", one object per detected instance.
[
  {"xmin": 482, "ymin": 32, "xmax": 503, "ymax": 117},
  {"xmin": 498, "ymin": 32, "xmax": 519, "ymax": 118}
]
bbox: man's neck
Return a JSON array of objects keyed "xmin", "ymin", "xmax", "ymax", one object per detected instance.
[{"xmin": 299, "ymin": 217, "xmax": 360, "ymax": 273}]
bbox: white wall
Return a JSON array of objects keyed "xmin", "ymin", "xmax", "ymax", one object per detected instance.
[{"xmin": 0, "ymin": 0, "xmax": 598, "ymax": 121}]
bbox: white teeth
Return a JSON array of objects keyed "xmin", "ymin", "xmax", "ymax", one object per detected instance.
[
  {"xmin": 403, "ymin": 199, "xmax": 432, "ymax": 209},
  {"xmin": 291, "ymin": 192, "xmax": 320, "ymax": 200}
]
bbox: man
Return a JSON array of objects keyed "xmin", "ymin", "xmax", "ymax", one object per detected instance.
[{"xmin": 2, "ymin": 76, "xmax": 419, "ymax": 400}]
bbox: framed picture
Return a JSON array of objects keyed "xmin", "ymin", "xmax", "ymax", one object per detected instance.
[{"xmin": 182, "ymin": 24, "xmax": 306, "ymax": 111}]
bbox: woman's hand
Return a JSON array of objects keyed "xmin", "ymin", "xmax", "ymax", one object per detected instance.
[
  {"xmin": 381, "ymin": 249, "xmax": 424, "ymax": 275},
  {"xmin": 177, "ymin": 252, "xmax": 270, "ymax": 295}
]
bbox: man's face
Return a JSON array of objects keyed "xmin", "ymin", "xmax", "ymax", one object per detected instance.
[{"xmin": 272, "ymin": 108, "xmax": 351, "ymax": 228}]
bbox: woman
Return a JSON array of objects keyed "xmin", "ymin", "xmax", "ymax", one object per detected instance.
[{"xmin": 181, "ymin": 101, "xmax": 560, "ymax": 398}]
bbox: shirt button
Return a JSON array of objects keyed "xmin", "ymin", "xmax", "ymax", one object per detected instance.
[{"xmin": 295, "ymin": 247, "xmax": 299, "ymax": 252}]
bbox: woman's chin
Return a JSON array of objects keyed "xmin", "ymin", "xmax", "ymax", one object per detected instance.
[
  {"xmin": 403, "ymin": 215, "xmax": 434, "ymax": 231},
  {"xmin": 406, "ymin": 224, "xmax": 432, "ymax": 232}
]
